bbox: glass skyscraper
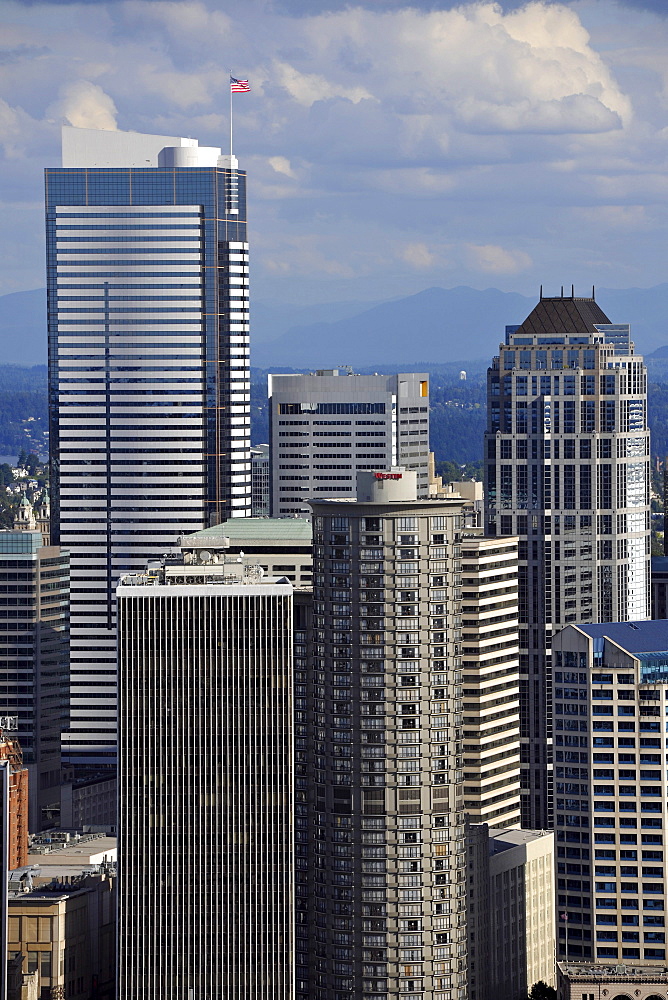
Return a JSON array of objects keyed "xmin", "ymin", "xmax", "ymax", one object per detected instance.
[{"xmin": 45, "ymin": 126, "xmax": 251, "ymax": 769}]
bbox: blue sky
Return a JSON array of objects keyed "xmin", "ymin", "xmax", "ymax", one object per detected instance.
[{"xmin": 2, "ymin": 0, "xmax": 668, "ymax": 305}]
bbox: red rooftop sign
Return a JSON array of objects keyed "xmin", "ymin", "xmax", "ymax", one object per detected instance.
[{"xmin": 375, "ymin": 473, "xmax": 402, "ymax": 480}]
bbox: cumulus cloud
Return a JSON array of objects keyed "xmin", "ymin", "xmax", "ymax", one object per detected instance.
[
  {"xmin": 54, "ymin": 80, "xmax": 117, "ymax": 130},
  {"xmin": 273, "ymin": 61, "xmax": 375, "ymax": 107},
  {"xmin": 466, "ymin": 244, "xmax": 533, "ymax": 274},
  {"xmin": 401, "ymin": 242, "xmax": 436, "ymax": 269}
]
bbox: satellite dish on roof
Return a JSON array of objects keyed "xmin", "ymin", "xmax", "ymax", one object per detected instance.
[{"xmin": 199, "ymin": 550, "xmax": 212, "ymax": 563}]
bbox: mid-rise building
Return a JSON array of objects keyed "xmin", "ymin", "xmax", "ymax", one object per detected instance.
[
  {"xmin": 651, "ymin": 555, "xmax": 668, "ymax": 619},
  {"xmin": 269, "ymin": 369, "xmax": 430, "ymax": 516},
  {"xmin": 467, "ymin": 825, "xmax": 555, "ymax": 1000},
  {"xmin": 46, "ymin": 124, "xmax": 251, "ymax": 770},
  {"xmin": 302, "ymin": 470, "xmax": 468, "ymax": 1000},
  {"xmin": 0, "ymin": 733, "xmax": 28, "ymax": 870},
  {"xmin": 460, "ymin": 534, "xmax": 521, "ymax": 829},
  {"xmin": 0, "ymin": 532, "xmax": 68, "ymax": 830},
  {"xmin": 179, "ymin": 515, "xmax": 313, "ymax": 588},
  {"xmin": 556, "ymin": 960, "xmax": 668, "ymax": 999},
  {"xmin": 117, "ymin": 557, "xmax": 293, "ymax": 999},
  {"xmin": 7, "ymin": 863, "xmax": 116, "ymax": 1000},
  {"xmin": 484, "ymin": 292, "xmax": 651, "ymax": 828},
  {"xmin": 552, "ymin": 620, "xmax": 668, "ymax": 964}
]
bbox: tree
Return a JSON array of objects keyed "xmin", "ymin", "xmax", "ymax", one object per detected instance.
[
  {"xmin": 17, "ymin": 448, "xmax": 27, "ymax": 469},
  {"xmin": 527, "ymin": 982, "xmax": 557, "ymax": 1000},
  {"xmin": 25, "ymin": 453, "xmax": 39, "ymax": 477}
]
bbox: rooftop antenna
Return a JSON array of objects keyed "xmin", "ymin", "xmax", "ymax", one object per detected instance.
[
  {"xmin": 571, "ymin": 284, "xmax": 574, "ymax": 298},
  {"xmin": 539, "ymin": 284, "xmax": 543, "ymax": 300},
  {"xmin": 592, "ymin": 285, "xmax": 595, "ymax": 300},
  {"xmin": 560, "ymin": 285, "xmax": 564, "ymax": 297}
]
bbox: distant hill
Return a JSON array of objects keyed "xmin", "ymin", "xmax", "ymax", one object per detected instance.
[
  {"xmin": 0, "ymin": 289, "xmax": 47, "ymax": 366},
  {"xmin": 3, "ymin": 282, "xmax": 668, "ymax": 369},
  {"xmin": 252, "ymin": 283, "xmax": 668, "ymax": 368}
]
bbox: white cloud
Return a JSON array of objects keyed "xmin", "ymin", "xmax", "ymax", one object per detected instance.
[
  {"xmin": 466, "ymin": 244, "xmax": 533, "ymax": 275},
  {"xmin": 268, "ymin": 155, "xmax": 297, "ymax": 179},
  {"xmin": 53, "ymin": 81, "xmax": 117, "ymax": 130},
  {"xmin": 273, "ymin": 61, "xmax": 375, "ymax": 107},
  {"xmin": 400, "ymin": 243, "xmax": 436, "ymax": 269}
]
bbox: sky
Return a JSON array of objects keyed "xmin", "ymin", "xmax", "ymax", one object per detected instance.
[{"xmin": 1, "ymin": 0, "xmax": 668, "ymax": 306}]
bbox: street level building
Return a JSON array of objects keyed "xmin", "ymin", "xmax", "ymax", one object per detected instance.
[
  {"xmin": 0, "ymin": 532, "xmax": 68, "ymax": 830},
  {"xmin": 556, "ymin": 960, "xmax": 668, "ymax": 1000},
  {"xmin": 46, "ymin": 124, "xmax": 251, "ymax": 770},
  {"xmin": 269, "ymin": 369, "xmax": 430, "ymax": 516},
  {"xmin": 7, "ymin": 863, "xmax": 116, "ymax": 1000},
  {"xmin": 484, "ymin": 292, "xmax": 651, "ymax": 829},
  {"xmin": 552, "ymin": 620, "xmax": 668, "ymax": 964},
  {"xmin": 302, "ymin": 470, "xmax": 468, "ymax": 1000},
  {"xmin": 117, "ymin": 557, "xmax": 293, "ymax": 1000}
]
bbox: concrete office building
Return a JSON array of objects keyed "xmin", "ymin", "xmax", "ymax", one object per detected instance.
[
  {"xmin": 460, "ymin": 533, "xmax": 521, "ymax": 829},
  {"xmin": 468, "ymin": 825, "xmax": 555, "ymax": 1000},
  {"xmin": 0, "ymin": 532, "xmax": 68, "ymax": 830},
  {"xmin": 556, "ymin": 960, "xmax": 668, "ymax": 999},
  {"xmin": 46, "ymin": 125, "xmax": 251, "ymax": 770},
  {"xmin": 179, "ymin": 515, "xmax": 313, "ymax": 588},
  {"xmin": 651, "ymin": 555, "xmax": 668, "ymax": 620},
  {"xmin": 552, "ymin": 620, "xmax": 668, "ymax": 965},
  {"xmin": 269, "ymin": 370, "xmax": 430, "ymax": 516},
  {"xmin": 117, "ymin": 557, "xmax": 293, "ymax": 1000},
  {"xmin": 302, "ymin": 470, "xmax": 468, "ymax": 1000},
  {"xmin": 484, "ymin": 293, "xmax": 651, "ymax": 829}
]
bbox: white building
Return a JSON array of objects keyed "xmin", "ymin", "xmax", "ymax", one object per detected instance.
[
  {"xmin": 268, "ymin": 369, "xmax": 430, "ymax": 516},
  {"xmin": 46, "ymin": 126, "xmax": 251, "ymax": 769}
]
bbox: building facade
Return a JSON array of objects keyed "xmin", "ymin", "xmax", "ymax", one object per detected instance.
[
  {"xmin": 467, "ymin": 825, "xmax": 555, "ymax": 1000},
  {"xmin": 484, "ymin": 293, "xmax": 651, "ymax": 829},
  {"xmin": 269, "ymin": 370, "xmax": 430, "ymax": 516},
  {"xmin": 552, "ymin": 621, "xmax": 668, "ymax": 965},
  {"xmin": 251, "ymin": 443, "xmax": 270, "ymax": 516},
  {"xmin": 460, "ymin": 534, "xmax": 521, "ymax": 829},
  {"xmin": 0, "ymin": 532, "xmax": 68, "ymax": 830},
  {"xmin": 46, "ymin": 125, "xmax": 251, "ymax": 769},
  {"xmin": 7, "ymin": 864, "xmax": 116, "ymax": 1000},
  {"xmin": 117, "ymin": 560, "xmax": 293, "ymax": 1000},
  {"xmin": 302, "ymin": 471, "xmax": 468, "ymax": 1000}
]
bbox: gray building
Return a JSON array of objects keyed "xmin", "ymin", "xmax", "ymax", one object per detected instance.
[
  {"xmin": 117, "ymin": 558, "xmax": 293, "ymax": 1000},
  {"xmin": 484, "ymin": 293, "xmax": 651, "ymax": 829},
  {"xmin": 46, "ymin": 125, "xmax": 251, "ymax": 771},
  {"xmin": 552, "ymin": 620, "xmax": 668, "ymax": 965},
  {"xmin": 251, "ymin": 443, "xmax": 270, "ymax": 516},
  {"xmin": 302, "ymin": 470, "xmax": 468, "ymax": 1000},
  {"xmin": 0, "ymin": 532, "xmax": 68, "ymax": 831},
  {"xmin": 269, "ymin": 369, "xmax": 430, "ymax": 516}
]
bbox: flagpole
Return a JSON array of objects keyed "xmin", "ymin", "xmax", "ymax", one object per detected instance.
[{"xmin": 229, "ymin": 70, "xmax": 233, "ymax": 159}]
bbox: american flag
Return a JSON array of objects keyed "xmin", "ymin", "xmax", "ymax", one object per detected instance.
[{"xmin": 230, "ymin": 76, "xmax": 251, "ymax": 93}]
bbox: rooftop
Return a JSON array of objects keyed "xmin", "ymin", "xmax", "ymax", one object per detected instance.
[
  {"xmin": 558, "ymin": 961, "xmax": 668, "ymax": 981},
  {"xmin": 487, "ymin": 828, "xmax": 552, "ymax": 856},
  {"xmin": 573, "ymin": 620, "xmax": 668, "ymax": 655},
  {"xmin": 513, "ymin": 295, "xmax": 612, "ymax": 337},
  {"xmin": 184, "ymin": 518, "xmax": 312, "ymax": 544}
]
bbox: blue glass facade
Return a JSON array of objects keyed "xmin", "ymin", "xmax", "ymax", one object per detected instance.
[{"xmin": 46, "ymin": 154, "xmax": 251, "ymax": 767}]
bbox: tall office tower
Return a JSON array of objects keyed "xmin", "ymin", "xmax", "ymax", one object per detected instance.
[
  {"xmin": 460, "ymin": 534, "xmax": 521, "ymax": 829},
  {"xmin": 0, "ymin": 532, "xmax": 68, "ymax": 831},
  {"xmin": 46, "ymin": 125, "xmax": 251, "ymax": 770},
  {"xmin": 552, "ymin": 621, "xmax": 668, "ymax": 965},
  {"xmin": 269, "ymin": 369, "xmax": 430, "ymax": 516},
  {"xmin": 484, "ymin": 293, "xmax": 651, "ymax": 829},
  {"xmin": 117, "ymin": 557, "xmax": 293, "ymax": 1000},
  {"xmin": 304, "ymin": 470, "xmax": 468, "ymax": 1000}
]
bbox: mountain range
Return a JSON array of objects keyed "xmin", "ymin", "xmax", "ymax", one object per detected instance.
[{"xmin": 2, "ymin": 283, "xmax": 668, "ymax": 369}]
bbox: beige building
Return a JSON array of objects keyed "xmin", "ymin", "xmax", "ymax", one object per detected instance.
[
  {"xmin": 179, "ymin": 516, "xmax": 313, "ymax": 588},
  {"xmin": 8, "ymin": 863, "xmax": 116, "ymax": 1000},
  {"xmin": 556, "ymin": 960, "xmax": 668, "ymax": 999},
  {"xmin": 461, "ymin": 533, "xmax": 521, "ymax": 829},
  {"xmin": 468, "ymin": 825, "xmax": 556, "ymax": 1000}
]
